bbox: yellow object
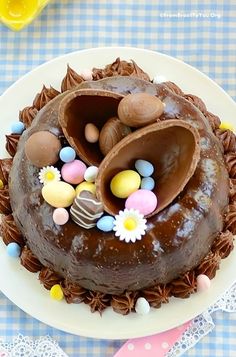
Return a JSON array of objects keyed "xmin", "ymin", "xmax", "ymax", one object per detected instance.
[
  {"xmin": 124, "ymin": 218, "xmax": 137, "ymax": 231},
  {"xmin": 0, "ymin": 179, "xmax": 4, "ymax": 189},
  {"xmin": 42, "ymin": 181, "xmax": 76, "ymax": 208},
  {"xmin": 50, "ymin": 284, "xmax": 64, "ymax": 301},
  {"xmin": 219, "ymin": 122, "xmax": 235, "ymax": 131},
  {"xmin": 76, "ymin": 181, "xmax": 96, "ymax": 196},
  {"xmin": 0, "ymin": 0, "xmax": 51, "ymax": 31},
  {"xmin": 45, "ymin": 172, "xmax": 55, "ymax": 181},
  {"xmin": 110, "ymin": 170, "xmax": 141, "ymax": 199}
]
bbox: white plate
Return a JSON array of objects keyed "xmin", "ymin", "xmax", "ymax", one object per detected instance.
[{"xmin": 0, "ymin": 47, "xmax": 236, "ymax": 340}]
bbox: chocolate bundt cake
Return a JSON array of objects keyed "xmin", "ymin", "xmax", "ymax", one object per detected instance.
[{"xmin": 1, "ymin": 58, "xmax": 235, "ymax": 314}]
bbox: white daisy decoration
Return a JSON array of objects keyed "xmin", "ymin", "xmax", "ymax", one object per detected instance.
[
  {"xmin": 113, "ymin": 208, "xmax": 147, "ymax": 243},
  {"xmin": 38, "ymin": 166, "xmax": 61, "ymax": 185}
]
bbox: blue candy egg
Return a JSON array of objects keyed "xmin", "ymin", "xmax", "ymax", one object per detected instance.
[
  {"xmin": 141, "ymin": 177, "xmax": 155, "ymax": 191},
  {"xmin": 59, "ymin": 146, "xmax": 76, "ymax": 163},
  {"xmin": 11, "ymin": 122, "xmax": 25, "ymax": 134},
  {"xmin": 6, "ymin": 242, "xmax": 21, "ymax": 258},
  {"xmin": 97, "ymin": 215, "xmax": 115, "ymax": 232},
  {"xmin": 135, "ymin": 159, "xmax": 154, "ymax": 177}
]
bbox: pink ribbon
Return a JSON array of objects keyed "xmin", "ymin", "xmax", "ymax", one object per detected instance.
[{"xmin": 114, "ymin": 321, "xmax": 191, "ymax": 357}]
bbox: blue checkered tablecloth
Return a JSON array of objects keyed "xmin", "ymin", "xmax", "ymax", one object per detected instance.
[{"xmin": 0, "ymin": 1, "xmax": 236, "ymax": 356}]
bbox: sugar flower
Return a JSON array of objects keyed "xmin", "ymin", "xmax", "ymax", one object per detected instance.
[
  {"xmin": 113, "ymin": 208, "xmax": 147, "ymax": 243},
  {"xmin": 38, "ymin": 166, "xmax": 61, "ymax": 185}
]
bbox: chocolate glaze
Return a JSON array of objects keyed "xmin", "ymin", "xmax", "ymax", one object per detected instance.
[{"xmin": 9, "ymin": 76, "xmax": 229, "ymax": 295}]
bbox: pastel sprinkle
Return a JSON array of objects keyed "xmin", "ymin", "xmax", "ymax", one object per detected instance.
[{"xmin": 50, "ymin": 284, "xmax": 64, "ymax": 301}]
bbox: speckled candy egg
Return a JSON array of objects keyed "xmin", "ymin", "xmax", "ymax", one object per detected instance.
[
  {"xmin": 110, "ymin": 170, "xmax": 141, "ymax": 199},
  {"xmin": 141, "ymin": 177, "xmax": 155, "ymax": 191},
  {"xmin": 75, "ymin": 181, "xmax": 96, "ymax": 196},
  {"xmin": 42, "ymin": 181, "xmax": 76, "ymax": 208},
  {"xmin": 96, "ymin": 215, "xmax": 115, "ymax": 232},
  {"xmin": 118, "ymin": 93, "xmax": 164, "ymax": 127},
  {"xmin": 135, "ymin": 159, "xmax": 154, "ymax": 177},
  {"xmin": 61, "ymin": 160, "xmax": 87, "ymax": 184},
  {"xmin": 25, "ymin": 131, "xmax": 62, "ymax": 168},
  {"xmin": 84, "ymin": 166, "xmax": 98, "ymax": 182},
  {"xmin": 125, "ymin": 189, "xmax": 157, "ymax": 216}
]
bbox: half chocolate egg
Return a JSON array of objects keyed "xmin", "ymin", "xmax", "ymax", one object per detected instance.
[
  {"xmin": 58, "ymin": 89, "xmax": 124, "ymax": 166},
  {"xmin": 96, "ymin": 119, "xmax": 200, "ymax": 217}
]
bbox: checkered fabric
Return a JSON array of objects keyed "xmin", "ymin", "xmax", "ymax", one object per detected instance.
[{"xmin": 0, "ymin": 1, "xmax": 235, "ymax": 356}]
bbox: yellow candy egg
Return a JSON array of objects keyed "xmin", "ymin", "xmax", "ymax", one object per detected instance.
[
  {"xmin": 219, "ymin": 122, "xmax": 235, "ymax": 131},
  {"xmin": 50, "ymin": 284, "xmax": 64, "ymax": 301},
  {"xmin": 42, "ymin": 181, "xmax": 76, "ymax": 208},
  {"xmin": 110, "ymin": 170, "xmax": 141, "ymax": 198},
  {"xmin": 0, "ymin": 179, "xmax": 4, "ymax": 189},
  {"xmin": 75, "ymin": 181, "xmax": 96, "ymax": 196}
]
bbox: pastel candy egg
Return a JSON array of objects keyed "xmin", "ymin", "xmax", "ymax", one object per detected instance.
[
  {"xmin": 11, "ymin": 121, "xmax": 25, "ymax": 134},
  {"xmin": 135, "ymin": 297, "xmax": 150, "ymax": 315},
  {"xmin": 0, "ymin": 179, "xmax": 4, "ymax": 189},
  {"xmin": 219, "ymin": 122, "xmax": 234, "ymax": 131},
  {"xmin": 84, "ymin": 166, "xmax": 98, "ymax": 182},
  {"xmin": 197, "ymin": 274, "xmax": 211, "ymax": 293},
  {"xmin": 125, "ymin": 189, "xmax": 157, "ymax": 216},
  {"xmin": 42, "ymin": 181, "xmax": 76, "ymax": 208},
  {"xmin": 59, "ymin": 146, "xmax": 76, "ymax": 163},
  {"xmin": 135, "ymin": 159, "xmax": 154, "ymax": 177},
  {"xmin": 75, "ymin": 181, "xmax": 96, "ymax": 196},
  {"xmin": 110, "ymin": 170, "xmax": 141, "ymax": 199},
  {"xmin": 7, "ymin": 242, "xmax": 21, "ymax": 258},
  {"xmin": 50, "ymin": 284, "xmax": 64, "ymax": 301},
  {"xmin": 85, "ymin": 123, "xmax": 100, "ymax": 143},
  {"xmin": 53, "ymin": 208, "xmax": 69, "ymax": 225},
  {"xmin": 141, "ymin": 177, "xmax": 155, "ymax": 191},
  {"xmin": 80, "ymin": 68, "xmax": 93, "ymax": 81},
  {"xmin": 61, "ymin": 160, "xmax": 87, "ymax": 184},
  {"xmin": 96, "ymin": 215, "xmax": 115, "ymax": 232}
]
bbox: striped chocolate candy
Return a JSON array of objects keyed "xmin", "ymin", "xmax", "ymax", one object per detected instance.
[{"xmin": 70, "ymin": 190, "xmax": 103, "ymax": 229}]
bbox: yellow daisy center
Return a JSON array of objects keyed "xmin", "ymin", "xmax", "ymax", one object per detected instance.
[
  {"xmin": 124, "ymin": 217, "xmax": 137, "ymax": 231},
  {"xmin": 45, "ymin": 172, "xmax": 55, "ymax": 181}
]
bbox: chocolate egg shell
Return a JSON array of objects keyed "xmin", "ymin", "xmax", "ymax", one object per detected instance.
[
  {"xmin": 96, "ymin": 119, "xmax": 200, "ymax": 217},
  {"xmin": 58, "ymin": 89, "xmax": 124, "ymax": 166},
  {"xmin": 99, "ymin": 117, "xmax": 131, "ymax": 156},
  {"xmin": 118, "ymin": 92, "xmax": 164, "ymax": 127},
  {"xmin": 25, "ymin": 131, "xmax": 61, "ymax": 168}
]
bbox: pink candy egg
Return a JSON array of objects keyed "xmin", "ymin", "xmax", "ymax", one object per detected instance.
[
  {"xmin": 125, "ymin": 189, "xmax": 157, "ymax": 216},
  {"xmin": 197, "ymin": 274, "xmax": 211, "ymax": 292},
  {"xmin": 61, "ymin": 160, "xmax": 87, "ymax": 184},
  {"xmin": 53, "ymin": 208, "xmax": 69, "ymax": 225}
]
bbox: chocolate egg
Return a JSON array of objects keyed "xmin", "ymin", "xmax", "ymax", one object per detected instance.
[
  {"xmin": 99, "ymin": 117, "xmax": 131, "ymax": 156},
  {"xmin": 118, "ymin": 92, "xmax": 164, "ymax": 127},
  {"xmin": 70, "ymin": 190, "xmax": 103, "ymax": 229},
  {"xmin": 96, "ymin": 119, "xmax": 200, "ymax": 217},
  {"xmin": 58, "ymin": 89, "xmax": 124, "ymax": 166},
  {"xmin": 25, "ymin": 131, "xmax": 61, "ymax": 168}
]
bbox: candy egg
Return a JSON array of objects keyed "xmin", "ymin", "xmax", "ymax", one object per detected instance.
[
  {"xmin": 96, "ymin": 215, "xmax": 115, "ymax": 232},
  {"xmin": 25, "ymin": 131, "xmax": 62, "ymax": 168},
  {"xmin": 0, "ymin": 179, "xmax": 4, "ymax": 189},
  {"xmin": 61, "ymin": 160, "xmax": 87, "ymax": 184},
  {"xmin": 135, "ymin": 297, "xmax": 150, "ymax": 315},
  {"xmin": 84, "ymin": 166, "xmax": 99, "ymax": 182},
  {"xmin": 135, "ymin": 159, "xmax": 154, "ymax": 177},
  {"xmin": 53, "ymin": 208, "xmax": 69, "ymax": 225},
  {"xmin": 7, "ymin": 242, "xmax": 21, "ymax": 258},
  {"xmin": 75, "ymin": 181, "xmax": 96, "ymax": 196},
  {"xmin": 125, "ymin": 189, "xmax": 157, "ymax": 216},
  {"xmin": 84, "ymin": 123, "xmax": 100, "ymax": 143},
  {"xmin": 118, "ymin": 93, "xmax": 164, "ymax": 127},
  {"xmin": 42, "ymin": 181, "xmax": 76, "ymax": 208},
  {"xmin": 11, "ymin": 121, "xmax": 25, "ymax": 134},
  {"xmin": 153, "ymin": 74, "xmax": 167, "ymax": 84},
  {"xmin": 50, "ymin": 284, "xmax": 64, "ymax": 301},
  {"xmin": 80, "ymin": 68, "xmax": 93, "ymax": 81},
  {"xmin": 197, "ymin": 274, "xmax": 211, "ymax": 293},
  {"xmin": 110, "ymin": 170, "xmax": 141, "ymax": 199},
  {"xmin": 219, "ymin": 122, "xmax": 234, "ymax": 131},
  {"xmin": 141, "ymin": 177, "xmax": 155, "ymax": 191},
  {"xmin": 59, "ymin": 146, "xmax": 76, "ymax": 163}
]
